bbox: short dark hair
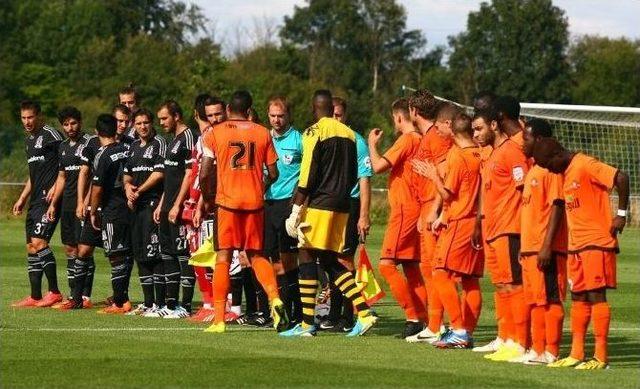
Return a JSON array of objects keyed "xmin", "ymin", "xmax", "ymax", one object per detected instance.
[
  {"xmin": 408, "ymin": 89, "xmax": 437, "ymax": 119},
  {"xmin": 526, "ymin": 118, "xmax": 553, "ymax": 138},
  {"xmin": 473, "ymin": 90, "xmax": 497, "ymax": 112},
  {"xmin": 194, "ymin": 93, "xmax": 211, "ymax": 121},
  {"xmin": 313, "ymin": 89, "xmax": 333, "ymax": 100},
  {"xmin": 113, "ymin": 104, "xmax": 131, "ymax": 117},
  {"xmin": 229, "ymin": 90, "xmax": 253, "ymax": 115},
  {"xmin": 20, "ymin": 100, "xmax": 41, "ymax": 114},
  {"xmin": 96, "ymin": 114, "xmax": 117, "ymax": 137},
  {"xmin": 495, "ymin": 95, "xmax": 520, "ymax": 121},
  {"xmin": 391, "ymin": 98, "xmax": 410, "ymax": 120},
  {"xmin": 452, "ymin": 113, "xmax": 473, "ymax": 137},
  {"xmin": 132, "ymin": 108, "xmax": 154, "ymax": 122},
  {"xmin": 57, "ymin": 106, "xmax": 82, "ymax": 124},
  {"xmin": 159, "ymin": 100, "xmax": 183, "ymax": 120},
  {"xmin": 473, "ymin": 109, "xmax": 497, "ymax": 124},
  {"xmin": 435, "ymin": 102, "xmax": 462, "ymax": 121},
  {"xmin": 119, "ymin": 85, "xmax": 140, "ymax": 101}
]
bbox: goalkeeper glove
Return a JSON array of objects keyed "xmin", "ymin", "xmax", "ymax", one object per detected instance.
[{"xmin": 285, "ymin": 204, "xmax": 303, "ymax": 238}]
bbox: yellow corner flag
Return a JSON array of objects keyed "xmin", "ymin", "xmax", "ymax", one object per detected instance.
[
  {"xmin": 188, "ymin": 234, "xmax": 217, "ymax": 268},
  {"xmin": 355, "ymin": 245, "xmax": 385, "ymax": 306}
]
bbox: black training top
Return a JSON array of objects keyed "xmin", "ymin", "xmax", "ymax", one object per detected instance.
[{"xmin": 25, "ymin": 125, "xmax": 64, "ymax": 206}]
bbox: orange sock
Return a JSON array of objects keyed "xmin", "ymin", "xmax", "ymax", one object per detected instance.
[
  {"xmin": 591, "ymin": 302, "xmax": 611, "ymax": 363},
  {"xmin": 461, "ymin": 277, "xmax": 482, "ymax": 334},
  {"xmin": 421, "ymin": 261, "xmax": 443, "ymax": 332},
  {"xmin": 545, "ymin": 303, "xmax": 564, "ymax": 357},
  {"xmin": 212, "ymin": 262, "xmax": 230, "ymax": 324},
  {"xmin": 494, "ymin": 291, "xmax": 513, "ymax": 341},
  {"xmin": 379, "ymin": 262, "xmax": 418, "ymax": 321},
  {"xmin": 250, "ymin": 255, "xmax": 279, "ymax": 301},
  {"xmin": 510, "ymin": 288, "xmax": 530, "ymax": 348},
  {"xmin": 569, "ymin": 301, "xmax": 591, "ymax": 360},
  {"xmin": 530, "ymin": 305, "xmax": 546, "ymax": 354},
  {"xmin": 433, "ymin": 270, "xmax": 463, "ymax": 330},
  {"xmin": 404, "ymin": 264, "xmax": 428, "ymax": 322}
]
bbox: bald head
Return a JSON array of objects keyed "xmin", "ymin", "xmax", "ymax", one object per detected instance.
[{"xmin": 312, "ymin": 89, "xmax": 334, "ymax": 120}]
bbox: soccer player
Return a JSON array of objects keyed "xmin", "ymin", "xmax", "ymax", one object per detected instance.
[
  {"xmin": 118, "ymin": 85, "xmax": 140, "ymax": 141},
  {"xmin": 534, "ymin": 138, "xmax": 629, "ymax": 370},
  {"xmin": 473, "ymin": 90, "xmax": 497, "ymax": 113},
  {"xmin": 264, "ymin": 95, "xmax": 303, "ymax": 324},
  {"xmin": 514, "ymin": 118, "xmax": 568, "ymax": 364},
  {"xmin": 200, "ymin": 90, "xmax": 288, "ymax": 333},
  {"xmin": 89, "ymin": 114, "xmax": 132, "ymax": 314},
  {"xmin": 48, "ymin": 107, "xmax": 95, "ymax": 308},
  {"xmin": 494, "ymin": 96, "xmax": 524, "ymax": 148},
  {"xmin": 204, "ymin": 96, "xmax": 227, "ymax": 127},
  {"xmin": 123, "ymin": 108, "xmax": 166, "ymax": 315},
  {"xmin": 474, "ymin": 106, "xmax": 529, "ymax": 361},
  {"xmin": 367, "ymin": 98, "xmax": 425, "ymax": 339},
  {"xmin": 12, "ymin": 101, "xmax": 64, "ymax": 308},
  {"xmin": 281, "ymin": 90, "xmax": 377, "ymax": 337},
  {"xmin": 412, "ymin": 109, "xmax": 483, "ymax": 349},
  {"xmin": 153, "ymin": 100, "xmax": 198, "ymax": 318}
]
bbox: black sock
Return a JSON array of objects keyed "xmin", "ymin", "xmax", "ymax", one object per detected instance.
[
  {"xmin": 341, "ymin": 271, "xmax": 355, "ymax": 324},
  {"xmin": 153, "ymin": 260, "xmax": 166, "ymax": 307},
  {"xmin": 298, "ymin": 261, "xmax": 319, "ymax": 327},
  {"xmin": 242, "ymin": 268, "xmax": 257, "ymax": 315},
  {"xmin": 38, "ymin": 247, "xmax": 59, "ymax": 293},
  {"xmin": 137, "ymin": 261, "xmax": 155, "ymax": 308},
  {"xmin": 72, "ymin": 258, "xmax": 90, "ymax": 304},
  {"xmin": 286, "ymin": 269, "xmax": 302, "ymax": 322},
  {"xmin": 254, "ymin": 272, "xmax": 269, "ymax": 317},
  {"xmin": 178, "ymin": 255, "xmax": 194, "ymax": 312},
  {"xmin": 231, "ymin": 273, "xmax": 243, "ymax": 308},
  {"xmin": 27, "ymin": 254, "xmax": 43, "ymax": 299},
  {"xmin": 277, "ymin": 273, "xmax": 290, "ymax": 318},
  {"xmin": 323, "ymin": 261, "xmax": 369, "ymax": 315},
  {"xmin": 123, "ymin": 255, "xmax": 134, "ymax": 301},
  {"xmin": 66, "ymin": 255, "xmax": 76, "ymax": 295},
  {"xmin": 162, "ymin": 254, "xmax": 180, "ymax": 310},
  {"xmin": 110, "ymin": 259, "xmax": 128, "ymax": 307},
  {"xmin": 82, "ymin": 257, "xmax": 95, "ymax": 298},
  {"xmin": 328, "ymin": 277, "xmax": 343, "ymax": 322}
]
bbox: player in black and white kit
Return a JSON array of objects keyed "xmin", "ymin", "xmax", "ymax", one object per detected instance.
[
  {"xmin": 152, "ymin": 100, "xmax": 198, "ymax": 318},
  {"xmin": 123, "ymin": 108, "xmax": 167, "ymax": 315},
  {"xmin": 12, "ymin": 101, "xmax": 64, "ymax": 308},
  {"xmin": 118, "ymin": 85, "xmax": 140, "ymax": 142}
]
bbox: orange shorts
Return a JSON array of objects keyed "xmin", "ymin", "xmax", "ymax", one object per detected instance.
[
  {"xmin": 214, "ymin": 207, "xmax": 264, "ymax": 251},
  {"xmin": 521, "ymin": 253, "xmax": 567, "ymax": 306},
  {"xmin": 568, "ymin": 250, "xmax": 617, "ymax": 293},
  {"xmin": 381, "ymin": 205, "xmax": 420, "ymax": 262},
  {"xmin": 433, "ymin": 217, "xmax": 484, "ymax": 277},
  {"xmin": 484, "ymin": 234, "xmax": 522, "ymax": 285}
]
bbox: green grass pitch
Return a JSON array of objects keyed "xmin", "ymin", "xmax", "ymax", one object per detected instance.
[{"xmin": 1, "ymin": 218, "xmax": 638, "ymax": 388}]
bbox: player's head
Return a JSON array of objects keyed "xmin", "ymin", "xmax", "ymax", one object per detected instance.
[
  {"xmin": 472, "ymin": 109, "xmax": 497, "ymax": 147},
  {"xmin": 407, "ymin": 89, "xmax": 437, "ymax": 124},
  {"xmin": 95, "ymin": 114, "xmax": 117, "ymax": 139},
  {"xmin": 523, "ymin": 118, "xmax": 553, "ymax": 159},
  {"xmin": 332, "ymin": 97, "xmax": 347, "ymax": 123},
  {"xmin": 118, "ymin": 85, "xmax": 140, "ymax": 112},
  {"xmin": 133, "ymin": 108, "xmax": 155, "ymax": 140},
  {"xmin": 494, "ymin": 95, "xmax": 520, "ymax": 125},
  {"xmin": 204, "ymin": 95, "xmax": 226, "ymax": 125},
  {"xmin": 248, "ymin": 107, "xmax": 261, "ymax": 124},
  {"xmin": 532, "ymin": 137, "xmax": 571, "ymax": 173},
  {"xmin": 20, "ymin": 100, "xmax": 42, "ymax": 133},
  {"xmin": 112, "ymin": 104, "xmax": 131, "ymax": 136},
  {"xmin": 473, "ymin": 90, "xmax": 496, "ymax": 113},
  {"xmin": 157, "ymin": 100, "xmax": 183, "ymax": 133},
  {"xmin": 434, "ymin": 102, "xmax": 462, "ymax": 138},
  {"xmin": 57, "ymin": 106, "xmax": 82, "ymax": 139},
  {"xmin": 227, "ymin": 90, "xmax": 252, "ymax": 119},
  {"xmin": 268, "ymin": 95, "xmax": 291, "ymax": 133},
  {"xmin": 312, "ymin": 89, "xmax": 334, "ymax": 121},
  {"xmin": 452, "ymin": 113, "xmax": 474, "ymax": 140},
  {"xmin": 194, "ymin": 93, "xmax": 211, "ymax": 123},
  {"xmin": 391, "ymin": 98, "xmax": 411, "ymax": 135}
]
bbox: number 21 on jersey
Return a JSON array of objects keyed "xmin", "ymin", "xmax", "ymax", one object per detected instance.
[{"xmin": 229, "ymin": 141, "xmax": 256, "ymax": 170}]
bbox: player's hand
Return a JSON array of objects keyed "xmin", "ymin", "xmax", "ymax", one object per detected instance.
[
  {"xmin": 168, "ymin": 204, "xmax": 180, "ymax": 224},
  {"xmin": 127, "ymin": 199, "xmax": 135, "ymax": 210},
  {"xmin": 75, "ymin": 202, "xmax": 85, "ymax": 220},
  {"xmin": 471, "ymin": 222, "xmax": 482, "ymax": 250},
  {"xmin": 193, "ymin": 207, "xmax": 202, "ymax": 228},
  {"xmin": 90, "ymin": 213, "xmax": 100, "ymax": 231},
  {"xmin": 431, "ymin": 214, "xmax": 446, "ymax": 232},
  {"xmin": 537, "ymin": 245, "xmax": 552, "ymax": 270},
  {"xmin": 125, "ymin": 184, "xmax": 138, "ymax": 202},
  {"xmin": 411, "ymin": 159, "xmax": 438, "ymax": 181},
  {"xmin": 46, "ymin": 204, "xmax": 56, "ymax": 222},
  {"xmin": 368, "ymin": 128, "xmax": 383, "ymax": 146},
  {"xmin": 285, "ymin": 204, "xmax": 303, "ymax": 238},
  {"xmin": 12, "ymin": 198, "xmax": 25, "ymax": 216},
  {"xmin": 357, "ymin": 215, "xmax": 371, "ymax": 241},
  {"xmin": 296, "ymin": 222, "xmax": 310, "ymax": 247},
  {"xmin": 610, "ymin": 216, "xmax": 626, "ymax": 237},
  {"xmin": 46, "ymin": 186, "xmax": 55, "ymax": 204},
  {"xmin": 153, "ymin": 205, "xmax": 161, "ymax": 224}
]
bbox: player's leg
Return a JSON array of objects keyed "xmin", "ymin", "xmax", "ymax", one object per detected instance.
[
  {"xmin": 544, "ymin": 254, "xmax": 566, "ymax": 360},
  {"xmin": 280, "ymin": 248, "xmax": 318, "ymax": 336},
  {"xmin": 159, "ymin": 212, "xmax": 181, "ymax": 315},
  {"xmin": 432, "ymin": 269, "xmax": 471, "ymax": 348},
  {"xmin": 420, "ymin": 230, "xmax": 444, "ymax": 336},
  {"xmin": 55, "ymin": 210, "xmax": 79, "ymax": 305},
  {"xmin": 403, "ymin": 262, "xmax": 428, "ymax": 329},
  {"xmin": 204, "ymin": 249, "xmax": 232, "ymax": 333},
  {"xmin": 98, "ymin": 221, "xmax": 133, "ymax": 314},
  {"xmin": 379, "ymin": 259, "xmax": 421, "ymax": 337}
]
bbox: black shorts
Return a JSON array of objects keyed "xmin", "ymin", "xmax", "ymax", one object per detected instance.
[
  {"xmin": 132, "ymin": 204, "xmax": 161, "ymax": 262},
  {"xmin": 159, "ymin": 212, "xmax": 188, "ymax": 256},
  {"xmin": 264, "ymin": 199, "xmax": 298, "ymax": 261},
  {"xmin": 101, "ymin": 220, "xmax": 132, "ymax": 258},
  {"xmin": 60, "ymin": 210, "xmax": 82, "ymax": 246},
  {"xmin": 341, "ymin": 198, "xmax": 361, "ymax": 257},
  {"xmin": 78, "ymin": 212, "xmax": 103, "ymax": 248},
  {"xmin": 25, "ymin": 203, "xmax": 59, "ymax": 243}
]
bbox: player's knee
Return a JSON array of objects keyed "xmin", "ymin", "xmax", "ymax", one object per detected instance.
[
  {"xmin": 64, "ymin": 245, "xmax": 78, "ymax": 257},
  {"xmin": 272, "ymin": 261, "xmax": 285, "ymax": 275},
  {"xmin": 337, "ymin": 256, "xmax": 354, "ymax": 271},
  {"xmin": 30, "ymin": 238, "xmax": 48, "ymax": 252},
  {"xmin": 77, "ymin": 244, "xmax": 93, "ymax": 257}
]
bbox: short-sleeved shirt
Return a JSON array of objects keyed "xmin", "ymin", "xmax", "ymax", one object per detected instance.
[
  {"xmin": 26, "ymin": 125, "xmax": 64, "ymax": 206},
  {"xmin": 162, "ymin": 127, "xmax": 197, "ymax": 212},
  {"xmin": 80, "ymin": 136, "xmax": 102, "ymax": 172},
  {"xmin": 92, "ymin": 142, "xmax": 129, "ymax": 222},
  {"xmin": 58, "ymin": 132, "xmax": 93, "ymax": 210},
  {"xmin": 520, "ymin": 164, "xmax": 568, "ymax": 255},
  {"xmin": 383, "ymin": 131, "xmax": 421, "ymax": 208},
  {"xmin": 202, "ymin": 120, "xmax": 277, "ymax": 211},
  {"xmin": 563, "ymin": 153, "xmax": 618, "ymax": 253},
  {"xmin": 350, "ymin": 131, "xmax": 373, "ymax": 199},
  {"xmin": 481, "ymin": 138, "xmax": 528, "ymax": 242},
  {"xmin": 510, "ymin": 131, "xmax": 524, "ymax": 148},
  {"xmin": 123, "ymin": 135, "xmax": 166, "ymax": 207},
  {"xmin": 412, "ymin": 128, "xmax": 453, "ymax": 205},
  {"xmin": 441, "ymin": 145, "xmax": 482, "ymax": 222},
  {"xmin": 186, "ymin": 127, "xmax": 211, "ymax": 202},
  {"xmin": 265, "ymin": 127, "xmax": 303, "ymax": 200}
]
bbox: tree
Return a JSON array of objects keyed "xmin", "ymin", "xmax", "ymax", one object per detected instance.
[
  {"xmin": 569, "ymin": 36, "xmax": 640, "ymax": 107},
  {"xmin": 448, "ymin": 0, "xmax": 571, "ymax": 103}
]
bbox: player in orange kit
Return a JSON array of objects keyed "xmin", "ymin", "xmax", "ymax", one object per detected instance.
[{"xmin": 534, "ymin": 138, "xmax": 629, "ymax": 370}]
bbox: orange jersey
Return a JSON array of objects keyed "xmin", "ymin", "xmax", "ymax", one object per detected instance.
[
  {"xmin": 383, "ymin": 131, "xmax": 421, "ymax": 208},
  {"xmin": 520, "ymin": 165, "xmax": 568, "ymax": 255},
  {"xmin": 413, "ymin": 128, "xmax": 453, "ymax": 204},
  {"xmin": 563, "ymin": 153, "xmax": 618, "ymax": 253},
  {"xmin": 481, "ymin": 138, "xmax": 528, "ymax": 242},
  {"xmin": 441, "ymin": 145, "xmax": 482, "ymax": 222},
  {"xmin": 202, "ymin": 120, "xmax": 278, "ymax": 211},
  {"xmin": 510, "ymin": 130, "xmax": 524, "ymax": 148}
]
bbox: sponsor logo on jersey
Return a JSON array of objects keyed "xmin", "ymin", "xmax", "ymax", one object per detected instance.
[
  {"xmin": 110, "ymin": 152, "xmax": 128, "ymax": 161},
  {"xmin": 35, "ymin": 136, "xmax": 43, "ymax": 149},
  {"xmin": 364, "ymin": 156, "xmax": 372, "ymax": 169},
  {"xmin": 283, "ymin": 154, "xmax": 294, "ymax": 165},
  {"xmin": 27, "ymin": 155, "xmax": 45, "ymax": 163},
  {"xmin": 171, "ymin": 141, "xmax": 181, "ymax": 154},
  {"xmin": 530, "ymin": 178, "xmax": 539, "ymax": 187},
  {"xmin": 143, "ymin": 146, "xmax": 154, "ymax": 159}
]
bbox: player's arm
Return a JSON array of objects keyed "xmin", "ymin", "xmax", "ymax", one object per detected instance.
[
  {"xmin": 411, "ymin": 159, "xmax": 451, "ymax": 201},
  {"xmin": 538, "ymin": 200, "xmax": 564, "ymax": 269},
  {"xmin": 367, "ymin": 128, "xmax": 391, "ymax": 173},
  {"xmin": 153, "ymin": 193, "xmax": 164, "ymax": 224},
  {"xmin": 89, "ymin": 185, "xmax": 103, "ymax": 230},
  {"xmin": 46, "ymin": 171, "xmax": 66, "ymax": 221},
  {"xmin": 137, "ymin": 172, "xmax": 164, "ymax": 196},
  {"xmin": 12, "ymin": 177, "xmax": 32, "ymax": 216},
  {"xmin": 358, "ymin": 177, "xmax": 371, "ymax": 240},
  {"xmin": 199, "ymin": 156, "xmax": 217, "ymax": 214},
  {"xmin": 265, "ymin": 162, "xmax": 279, "ymax": 191},
  {"xmin": 611, "ymin": 170, "xmax": 629, "ymax": 236},
  {"xmin": 471, "ymin": 191, "xmax": 483, "ymax": 250}
]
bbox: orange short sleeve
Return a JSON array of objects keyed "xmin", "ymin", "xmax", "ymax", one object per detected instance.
[
  {"xmin": 383, "ymin": 133, "xmax": 411, "ymax": 167},
  {"xmin": 587, "ymin": 158, "xmax": 617, "ymax": 190}
]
